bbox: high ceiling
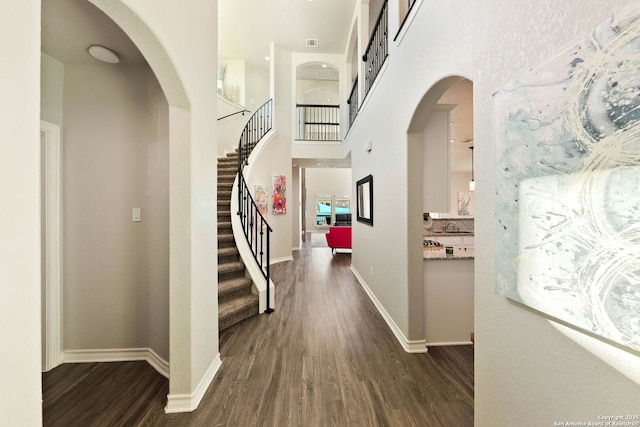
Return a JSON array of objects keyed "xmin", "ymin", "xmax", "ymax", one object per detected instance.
[
  {"xmin": 41, "ymin": 1, "xmax": 473, "ymax": 173},
  {"xmin": 218, "ymin": 0, "xmax": 357, "ymax": 69}
]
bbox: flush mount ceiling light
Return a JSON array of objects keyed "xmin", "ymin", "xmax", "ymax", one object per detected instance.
[{"xmin": 88, "ymin": 45, "xmax": 120, "ymax": 63}]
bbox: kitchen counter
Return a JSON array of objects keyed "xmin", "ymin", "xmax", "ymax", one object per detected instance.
[
  {"xmin": 423, "ymin": 246, "xmax": 474, "ymax": 260},
  {"xmin": 423, "ymin": 256, "xmax": 474, "ymax": 345},
  {"xmin": 424, "ymin": 231, "xmax": 474, "ymax": 237}
]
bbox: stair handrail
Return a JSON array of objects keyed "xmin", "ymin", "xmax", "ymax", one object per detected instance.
[
  {"xmin": 238, "ymin": 99, "xmax": 273, "ymax": 168},
  {"xmin": 236, "ymin": 99, "xmax": 274, "ymax": 313},
  {"xmin": 217, "ymin": 109, "xmax": 250, "ymax": 121}
]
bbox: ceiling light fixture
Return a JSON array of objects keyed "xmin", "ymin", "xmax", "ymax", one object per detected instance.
[{"xmin": 88, "ymin": 45, "xmax": 120, "ymax": 63}]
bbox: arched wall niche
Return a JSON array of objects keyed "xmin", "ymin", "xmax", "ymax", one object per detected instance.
[
  {"xmin": 295, "ymin": 61, "xmax": 341, "ymax": 104},
  {"xmin": 87, "ymin": 0, "xmax": 221, "ymax": 413}
]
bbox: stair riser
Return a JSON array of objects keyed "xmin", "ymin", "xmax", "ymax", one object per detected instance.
[
  {"xmin": 218, "ymin": 284, "xmax": 252, "ymax": 304},
  {"xmin": 218, "ymin": 254, "xmax": 239, "ymax": 264},
  {"xmin": 219, "ymin": 303, "xmax": 259, "ymax": 331},
  {"xmin": 218, "ymin": 226, "xmax": 232, "ymax": 234},
  {"xmin": 219, "ymin": 269, "xmax": 246, "ymax": 282}
]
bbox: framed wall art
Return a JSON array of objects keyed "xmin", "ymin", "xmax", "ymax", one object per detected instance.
[
  {"xmin": 493, "ymin": 4, "xmax": 640, "ymax": 352},
  {"xmin": 356, "ymin": 174, "xmax": 373, "ymax": 226}
]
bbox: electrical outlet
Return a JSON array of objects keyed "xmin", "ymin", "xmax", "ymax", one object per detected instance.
[{"xmin": 132, "ymin": 208, "xmax": 141, "ymax": 222}]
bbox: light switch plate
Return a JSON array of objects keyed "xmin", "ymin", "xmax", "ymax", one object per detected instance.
[{"xmin": 132, "ymin": 208, "xmax": 141, "ymax": 222}]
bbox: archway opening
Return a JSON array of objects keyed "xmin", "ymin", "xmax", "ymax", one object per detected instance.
[{"xmin": 407, "ymin": 76, "xmax": 475, "ymax": 348}]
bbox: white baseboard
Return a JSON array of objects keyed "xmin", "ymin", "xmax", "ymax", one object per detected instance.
[
  {"xmin": 165, "ymin": 353, "xmax": 222, "ymax": 413},
  {"xmin": 62, "ymin": 347, "xmax": 170, "ymax": 378},
  {"xmin": 426, "ymin": 341, "xmax": 474, "ymax": 347},
  {"xmin": 270, "ymin": 255, "xmax": 293, "ymax": 264},
  {"xmin": 350, "ymin": 266, "xmax": 427, "ymax": 354}
]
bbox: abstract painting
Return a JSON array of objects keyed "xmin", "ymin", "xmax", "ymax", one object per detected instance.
[
  {"xmin": 458, "ymin": 192, "xmax": 472, "ymax": 216},
  {"xmin": 272, "ymin": 174, "xmax": 286, "ymax": 215},
  {"xmin": 493, "ymin": 4, "xmax": 640, "ymax": 352},
  {"xmin": 255, "ymin": 184, "xmax": 268, "ymax": 218}
]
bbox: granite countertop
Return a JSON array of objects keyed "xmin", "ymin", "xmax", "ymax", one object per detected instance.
[
  {"xmin": 423, "ymin": 246, "xmax": 475, "ymax": 260},
  {"xmin": 424, "ymin": 232, "xmax": 475, "ymax": 237}
]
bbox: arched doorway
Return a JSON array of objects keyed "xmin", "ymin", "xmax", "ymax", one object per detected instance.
[{"xmin": 407, "ymin": 76, "xmax": 475, "ymax": 349}]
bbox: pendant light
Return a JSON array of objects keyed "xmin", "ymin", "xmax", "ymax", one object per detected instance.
[{"xmin": 469, "ymin": 146, "xmax": 475, "ymax": 191}]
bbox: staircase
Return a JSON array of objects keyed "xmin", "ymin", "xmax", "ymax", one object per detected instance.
[{"xmin": 217, "ymin": 151, "xmax": 259, "ymax": 331}]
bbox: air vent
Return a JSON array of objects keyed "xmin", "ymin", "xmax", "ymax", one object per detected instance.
[
  {"xmin": 305, "ymin": 38, "xmax": 319, "ymax": 48},
  {"xmin": 315, "ymin": 69, "xmax": 339, "ymax": 81}
]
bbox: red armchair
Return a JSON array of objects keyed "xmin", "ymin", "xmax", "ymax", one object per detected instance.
[{"xmin": 325, "ymin": 226, "xmax": 352, "ymax": 254}]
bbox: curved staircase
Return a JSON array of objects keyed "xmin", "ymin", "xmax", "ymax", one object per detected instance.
[{"xmin": 217, "ymin": 151, "xmax": 259, "ymax": 330}]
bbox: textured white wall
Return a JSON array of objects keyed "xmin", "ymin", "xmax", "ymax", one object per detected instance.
[
  {"xmin": 347, "ymin": 0, "xmax": 640, "ymax": 424},
  {"xmin": 245, "ymin": 62, "xmax": 270, "ymax": 108},
  {"xmin": 0, "ymin": 2, "xmax": 43, "ymax": 425}
]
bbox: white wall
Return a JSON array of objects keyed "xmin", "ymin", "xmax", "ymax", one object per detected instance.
[
  {"xmin": 245, "ymin": 62, "xmax": 270, "ymax": 108},
  {"xmin": 422, "ymin": 108, "xmax": 450, "ymax": 213},
  {"xmin": 244, "ymin": 43, "xmax": 294, "ymax": 264},
  {"xmin": 430, "ymin": 172, "xmax": 474, "ymax": 218},
  {"xmin": 0, "ymin": 2, "xmax": 43, "ymax": 425},
  {"xmin": 291, "ymin": 166, "xmax": 302, "ymax": 249},
  {"xmin": 145, "ymin": 70, "xmax": 171, "ymax": 360},
  {"xmin": 41, "ymin": 53, "xmax": 64, "ymax": 126},
  {"xmin": 296, "ymin": 79, "xmax": 340, "ymax": 104},
  {"xmin": 90, "ymin": 0, "xmax": 220, "ymax": 409},
  {"xmin": 217, "ymin": 95, "xmax": 251, "ymax": 156},
  {"xmin": 304, "ymin": 168, "xmax": 352, "ymax": 231},
  {"xmin": 346, "ymin": 0, "xmax": 640, "ymax": 424},
  {"xmin": 219, "ymin": 59, "xmax": 271, "ymax": 109},
  {"xmin": 219, "ymin": 59, "xmax": 245, "ymax": 105},
  {"xmin": 62, "ymin": 64, "xmax": 169, "ymax": 358}
]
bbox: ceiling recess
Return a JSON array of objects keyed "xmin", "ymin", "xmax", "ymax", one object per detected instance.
[{"xmin": 305, "ymin": 38, "xmax": 319, "ymax": 48}]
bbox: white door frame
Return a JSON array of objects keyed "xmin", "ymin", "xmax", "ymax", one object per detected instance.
[{"xmin": 41, "ymin": 120, "xmax": 62, "ymax": 372}]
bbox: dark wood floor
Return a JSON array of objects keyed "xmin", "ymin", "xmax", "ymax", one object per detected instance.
[{"xmin": 43, "ymin": 241, "xmax": 473, "ymax": 426}]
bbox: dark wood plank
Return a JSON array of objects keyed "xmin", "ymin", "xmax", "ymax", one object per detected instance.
[{"xmin": 43, "ymin": 239, "xmax": 474, "ymax": 426}]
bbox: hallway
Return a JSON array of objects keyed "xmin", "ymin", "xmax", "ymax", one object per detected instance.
[{"xmin": 43, "ymin": 241, "xmax": 473, "ymax": 426}]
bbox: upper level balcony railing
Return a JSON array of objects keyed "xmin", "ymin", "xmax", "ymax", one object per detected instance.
[
  {"xmin": 395, "ymin": 0, "xmax": 419, "ymax": 40},
  {"xmin": 363, "ymin": 0, "xmax": 388, "ymax": 96},
  {"xmin": 296, "ymin": 104, "xmax": 340, "ymax": 141},
  {"xmin": 347, "ymin": 77, "xmax": 359, "ymax": 129}
]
